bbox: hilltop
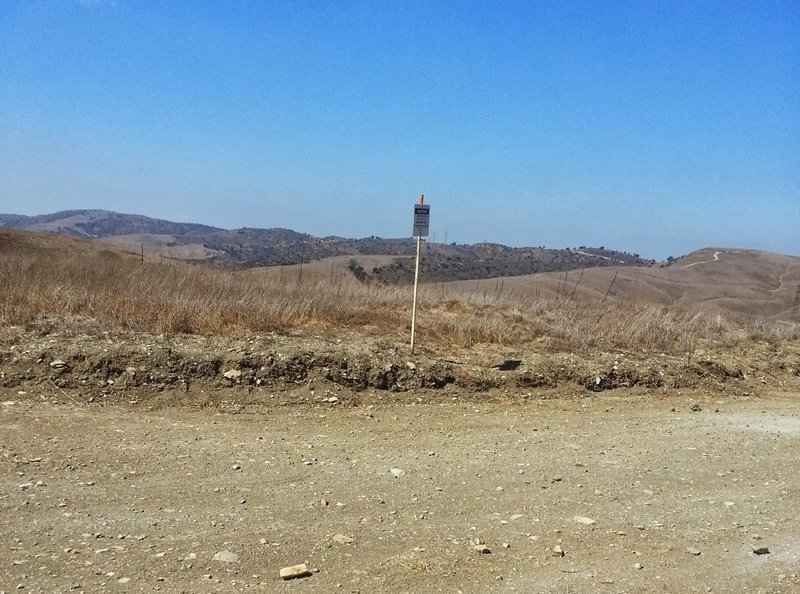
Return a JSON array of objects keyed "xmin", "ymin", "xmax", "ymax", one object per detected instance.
[
  {"xmin": 0, "ymin": 209, "xmax": 651, "ymax": 281},
  {"xmin": 442, "ymin": 248, "xmax": 800, "ymax": 323}
]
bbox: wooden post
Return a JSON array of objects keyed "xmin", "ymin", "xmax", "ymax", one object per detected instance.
[
  {"xmin": 410, "ymin": 194, "xmax": 427, "ymax": 354},
  {"xmin": 410, "ymin": 234, "xmax": 422, "ymax": 354}
]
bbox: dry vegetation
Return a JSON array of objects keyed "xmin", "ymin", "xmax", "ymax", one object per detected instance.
[{"xmin": 2, "ymin": 229, "xmax": 797, "ymax": 357}]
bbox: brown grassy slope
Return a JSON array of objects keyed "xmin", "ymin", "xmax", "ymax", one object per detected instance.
[
  {"xmin": 1, "ymin": 228, "xmax": 797, "ymax": 355},
  {"xmin": 444, "ymin": 248, "xmax": 800, "ymax": 323},
  {"xmin": 98, "ymin": 234, "xmax": 222, "ymax": 260},
  {"xmin": 248, "ymin": 255, "xmax": 403, "ymax": 283}
]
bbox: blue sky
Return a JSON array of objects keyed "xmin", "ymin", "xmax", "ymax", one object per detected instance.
[{"xmin": 1, "ymin": 0, "xmax": 798, "ymax": 259}]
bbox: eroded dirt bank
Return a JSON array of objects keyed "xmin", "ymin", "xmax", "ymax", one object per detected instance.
[{"xmin": 2, "ymin": 325, "xmax": 798, "ymax": 407}]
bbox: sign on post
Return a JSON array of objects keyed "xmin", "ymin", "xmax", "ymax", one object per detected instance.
[
  {"xmin": 410, "ymin": 195, "xmax": 429, "ymax": 354},
  {"xmin": 413, "ymin": 204, "xmax": 430, "ymax": 237}
]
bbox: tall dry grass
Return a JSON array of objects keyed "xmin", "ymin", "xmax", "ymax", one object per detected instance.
[{"xmin": 1, "ymin": 241, "xmax": 797, "ymax": 355}]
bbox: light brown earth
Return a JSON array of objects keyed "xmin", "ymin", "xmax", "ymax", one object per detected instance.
[
  {"xmin": 99, "ymin": 235, "xmax": 223, "ymax": 261},
  {"xmin": 445, "ymin": 248, "xmax": 800, "ymax": 323},
  {"xmin": 2, "ymin": 333, "xmax": 800, "ymax": 593}
]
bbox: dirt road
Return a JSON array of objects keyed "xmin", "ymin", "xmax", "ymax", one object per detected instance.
[{"xmin": 2, "ymin": 388, "xmax": 799, "ymax": 593}]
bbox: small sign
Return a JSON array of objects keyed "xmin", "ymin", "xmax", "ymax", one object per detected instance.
[{"xmin": 413, "ymin": 204, "xmax": 430, "ymax": 237}]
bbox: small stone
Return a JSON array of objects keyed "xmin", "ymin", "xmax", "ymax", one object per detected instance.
[
  {"xmin": 390, "ymin": 468, "xmax": 405, "ymax": 478},
  {"xmin": 213, "ymin": 550, "xmax": 238, "ymax": 563},
  {"xmin": 117, "ymin": 577, "xmax": 131, "ymax": 583},
  {"xmin": 18, "ymin": 482, "xmax": 34, "ymax": 490},
  {"xmin": 686, "ymin": 547, "xmax": 701, "ymax": 556},
  {"xmin": 327, "ymin": 396, "xmax": 339, "ymax": 403},
  {"xmin": 509, "ymin": 514, "xmax": 524, "ymax": 522},
  {"xmin": 552, "ymin": 545, "xmax": 564, "ymax": 557},
  {"xmin": 752, "ymin": 546, "xmax": 770, "ymax": 555},
  {"xmin": 406, "ymin": 362, "xmax": 417, "ymax": 371},
  {"xmin": 574, "ymin": 516, "xmax": 596, "ymax": 525},
  {"xmin": 332, "ymin": 534, "xmax": 353, "ymax": 545},
  {"xmin": 474, "ymin": 544, "xmax": 491, "ymax": 554},
  {"xmin": 634, "ymin": 563, "xmax": 644, "ymax": 570},
  {"xmin": 279, "ymin": 563, "xmax": 311, "ymax": 580},
  {"xmin": 223, "ymin": 369, "xmax": 242, "ymax": 380},
  {"xmin": 232, "ymin": 464, "xmax": 242, "ymax": 470},
  {"xmin": 50, "ymin": 359, "xmax": 66, "ymax": 368}
]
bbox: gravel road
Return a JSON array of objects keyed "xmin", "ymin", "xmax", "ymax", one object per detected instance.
[{"xmin": 2, "ymin": 390, "xmax": 799, "ymax": 593}]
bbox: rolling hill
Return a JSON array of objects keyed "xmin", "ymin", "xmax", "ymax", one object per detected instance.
[
  {"xmin": 443, "ymin": 248, "xmax": 800, "ymax": 323},
  {"xmin": 1, "ymin": 209, "xmax": 651, "ymax": 279},
  {"xmin": 4, "ymin": 211, "xmax": 797, "ymax": 323}
]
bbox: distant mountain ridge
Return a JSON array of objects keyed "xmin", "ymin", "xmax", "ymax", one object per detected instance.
[
  {"xmin": 1, "ymin": 209, "xmax": 224, "ymax": 238},
  {"xmin": 0, "ymin": 209, "xmax": 653, "ymax": 282}
]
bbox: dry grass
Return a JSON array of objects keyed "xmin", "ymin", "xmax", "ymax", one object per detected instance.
[{"xmin": 1, "ymin": 229, "xmax": 797, "ymax": 355}]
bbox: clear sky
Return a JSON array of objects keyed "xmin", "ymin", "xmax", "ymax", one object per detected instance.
[{"xmin": 1, "ymin": 0, "xmax": 798, "ymax": 260}]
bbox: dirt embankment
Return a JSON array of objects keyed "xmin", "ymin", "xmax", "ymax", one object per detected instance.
[{"xmin": 2, "ymin": 324, "xmax": 798, "ymax": 408}]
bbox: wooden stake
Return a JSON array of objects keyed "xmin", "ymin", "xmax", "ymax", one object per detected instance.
[{"xmin": 410, "ymin": 234, "xmax": 422, "ymax": 354}]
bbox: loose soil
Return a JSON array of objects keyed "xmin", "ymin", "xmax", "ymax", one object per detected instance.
[{"xmin": 2, "ymin": 327, "xmax": 800, "ymax": 593}]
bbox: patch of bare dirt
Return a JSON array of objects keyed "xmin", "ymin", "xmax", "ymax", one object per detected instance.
[{"xmin": 2, "ymin": 390, "xmax": 800, "ymax": 593}]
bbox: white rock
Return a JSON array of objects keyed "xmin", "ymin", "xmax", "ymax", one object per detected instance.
[
  {"xmin": 213, "ymin": 550, "xmax": 238, "ymax": 563},
  {"xmin": 390, "ymin": 468, "xmax": 405, "ymax": 478},
  {"xmin": 223, "ymin": 369, "xmax": 242, "ymax": 379},
  {"xmin": 332, "ymin": 534, "xmax": 353, "ymax": 545},
  {"xmin": 552, "ymin": 545, "xmax": 564, "ymax": 556},
  {"xmin": 474, "ymin": 544, "xmax": 491, "ymax": 554},
  {"xmin": 50, "ymin": 360, "xmax": 66, "ymax": 368},
  {"xmin": 279, "ymin": 563, "xmax": 311, "ymax": 580},
  {"xmin": 686, "ymin": 547, "xmax": 701, "ymax": 556},
  {"xmin": 574, "ymin": 516, "xmax": 596, "ymax": 525}
]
